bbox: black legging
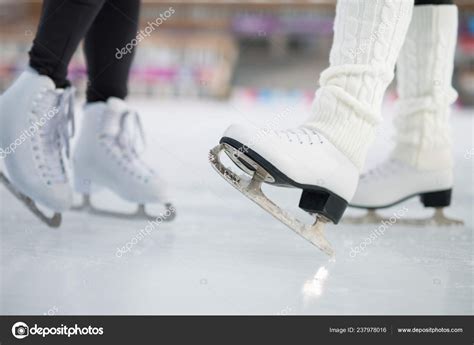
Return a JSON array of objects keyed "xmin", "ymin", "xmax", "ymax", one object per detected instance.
[
  {"xmin": 29, "ymin": 0, "xmax": 140, "ymax": 103},
  {"xmin": 28, "ymin": 0, "xmax": 453, "ymax": 103},
  {"xmin": 415, "ymin": 0, "xmax": 453, "ymax": 4}
]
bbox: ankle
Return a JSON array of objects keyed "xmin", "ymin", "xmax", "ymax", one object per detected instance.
[{"xmin": 391, "ymin": 145, "xmax": 453, "ymax": 171}]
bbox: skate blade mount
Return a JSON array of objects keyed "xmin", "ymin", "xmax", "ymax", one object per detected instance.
[
  {"xmin": 71, "ymin": 194, "xmax": 176, "ymax": 222},
  {"xmin": 0, "ymin": 172, "xmax": 61, "ymax": 228},
  {"xmin": 343, "ymin": 209, "xmax": 464, "ymax": 226},
  {"xmin": 209, "ymin": 143, "xmax": 335, "ymax": 257}
]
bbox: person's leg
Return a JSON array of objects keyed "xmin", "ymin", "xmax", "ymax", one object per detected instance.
[
  {"xmin": 393, "ymin": 0, "xmax": 457, "ymax": 168},
  {"xmin": 305, "ymin": 0, "xmax": 414, "ymax": 170},
  {"xmin": 349, "ymin": 0, "xmax": 461, "ymax": 225},
  {"xmin": 73, "ymin": 0, "xmax": 172, "ymax": 217},
  {"xmin": 29, "ymin": 0, "xmax": 106, "ymax": 88},
  {"xmin": 414, "ymin": 0, "xmax": 453, "ymax": 4},
  {"xmin": 0, "ymin": 0, "xmax": 108, "ymax": 221},
  {"xmin": 84, "ymin": 0, "xmax": 141, "ymax": 103}
]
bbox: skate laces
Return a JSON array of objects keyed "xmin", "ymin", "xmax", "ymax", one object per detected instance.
[
  {"xmin": 35, "ymin": 87, "xmax": 75, "ymax": 184},
  {"xmin": 113, "ymin": 110, "xmax": 154, "ymax": 178},
  {"xmin": 276, "ymin": 127, "xmax": 323, "ymax": 145},
  {"xmin": 116, "ymin": 110, "xmax": 145, "ymax": 155}
]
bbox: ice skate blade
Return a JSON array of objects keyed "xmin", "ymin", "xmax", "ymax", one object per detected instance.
[
  {"xmin": 343, "ymin": 208, "xmax": 464, "ymax": 226},
  {"xmin": 72, "ymin": 194, "xmax": 176, "ymax": 222},
  {"xmin": 209, "ymin": 144, "xmax": 335, "ymax": 257},
  {"xmin": 0, "ymin": 172, "xmax": 62, "ymax": 228}
]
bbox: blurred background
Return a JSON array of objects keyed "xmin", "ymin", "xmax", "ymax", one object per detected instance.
[{"xmin": 1, "ymin": 0, "xmax": 473, "ymax": 105}]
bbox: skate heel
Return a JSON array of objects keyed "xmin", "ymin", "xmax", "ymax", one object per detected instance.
[
  {"xmin": 420, "ymin": 189, "xmax": 452, "ymax": 208},
  {"xmin": 298, "ymin": 189, "xmax": 347, "ymax": 224}
]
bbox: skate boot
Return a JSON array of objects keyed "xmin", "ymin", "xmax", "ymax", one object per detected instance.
[
  {"xmin": 0, "ymin": 68, "xmax": 75, "ymax": 227},
  {"xmin": 210, "ymin": 125, "xmax": 359, "ymax": 256},
  {"xmin": 72, "ymin": 97, "xmax": 175, "ymax": 221},
  {"xmin": 347, "ymin": 4, "xmax": 463, "ymax": 226},
  {"xmin": 347, "ymin": 159, "xmax": 463, "ymax": 225},
  {"xmin": 210, "ymin": 0, "xmax": 413, "ymax": 255}
]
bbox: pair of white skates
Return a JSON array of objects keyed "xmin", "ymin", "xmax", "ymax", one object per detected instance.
[
  {"xmin": 0, "ymin": 69, "xmax": 175, "ymax": 227},
  {"xmin": 209, "ymin": 2, "xmax": 464, "ymax": 256},
  {"xmin": 210, "ymin": 125, "xmax": 463, "ymax": 257}
]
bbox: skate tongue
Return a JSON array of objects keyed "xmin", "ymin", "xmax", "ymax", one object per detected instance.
[
  {"xmin": 25, "ymin": 67, "xmax": 56, "ymax": 90},
  {"xmin": 98, "ymin": 98, "xmax": 133, "ymax": 138},
  {"xmin": 107, "ymin": 97, "xmax": 129, "ymax": 115}
]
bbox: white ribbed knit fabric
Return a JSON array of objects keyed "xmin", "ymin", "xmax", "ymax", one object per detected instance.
[
  {"xmin": 305, "ymin": 0, "xmax": 413, "ymax": 170},
  {"xmin": 392, "ymin": 5, "xmax": 458, "ymax": 170}
]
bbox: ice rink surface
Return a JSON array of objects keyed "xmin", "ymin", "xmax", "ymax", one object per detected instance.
[{"xmin": 1, "ymin": 95, "xmax": 472, "ymax": 315}]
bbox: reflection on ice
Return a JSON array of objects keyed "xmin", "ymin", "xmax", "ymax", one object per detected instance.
[{"xmin": 302, "ymin": 266, "xmax": 329, "ymax": 300}]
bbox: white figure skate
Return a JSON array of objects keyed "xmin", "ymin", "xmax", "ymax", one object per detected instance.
[
  {"xmin": 0, "ymin": 69, "xmax": 75, "ymax": 227},
  {"xmin": 346, "ymin": 159, "xmax": 463, "ymax": 226},
  {"xmin": 72, "ymin": 97, "xmax": 175, "ymax": 221},
  {"xmin": 210, "ymin": 124, "xmax": 359, "ymax": 256}
]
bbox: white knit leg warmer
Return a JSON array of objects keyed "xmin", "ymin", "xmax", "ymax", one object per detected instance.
[
  {"xmin": 305, "ymin": 0, "xmax": 413, "ymax": 170},
  {"xmin": 392, "ymin": 5, "xmax": 458, "ymax": 170}
]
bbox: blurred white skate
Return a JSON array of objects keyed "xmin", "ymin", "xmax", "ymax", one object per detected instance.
[
  {"xmin": 210, "ymin": 125, "xmax": 360, "ymax": 257},
  {"xmin": 0, "ymin": 69, "xmax": 75, "ymax": 227},
  {"xmin": 72, "ymin": 98, "xmax": 175, "ymax": 221}
]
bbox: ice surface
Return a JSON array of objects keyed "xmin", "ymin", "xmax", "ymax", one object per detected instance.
[{"xmin": 0, "ymin": 97, "xmax": 472, "ymax": 315}]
